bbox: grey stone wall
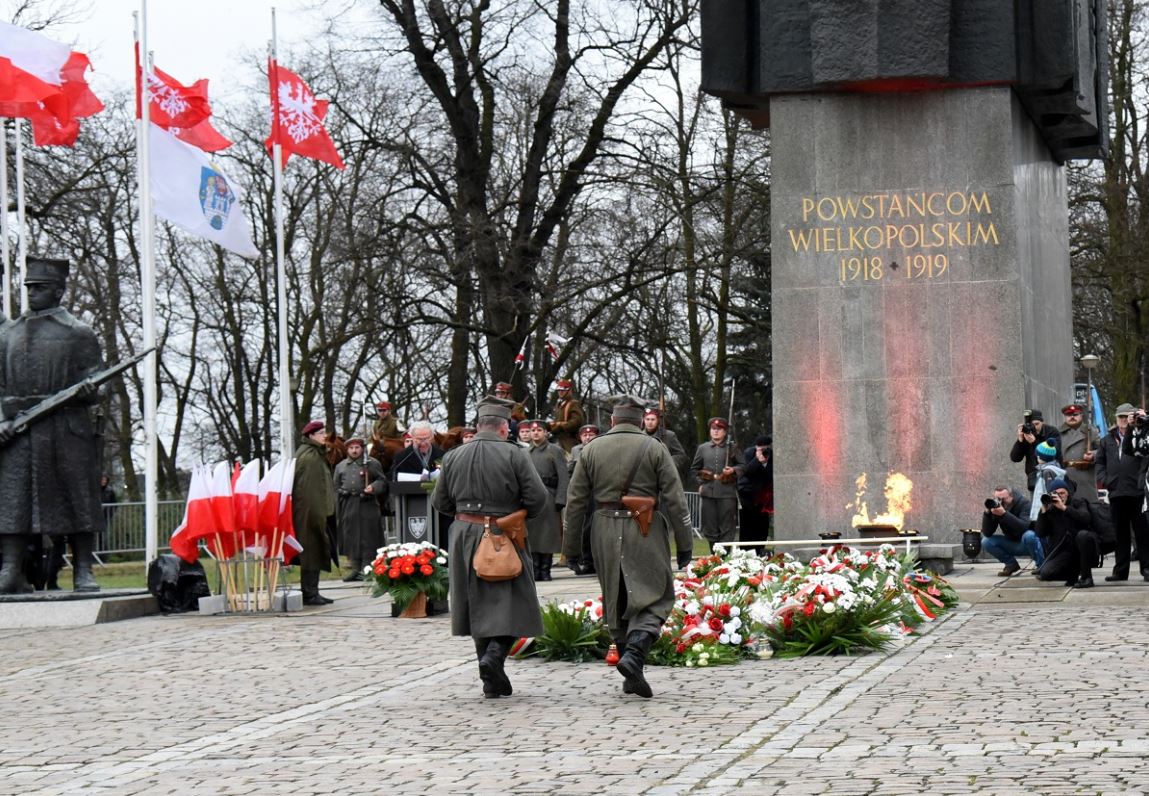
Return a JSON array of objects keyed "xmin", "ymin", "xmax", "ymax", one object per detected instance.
[{"xmin": 770, "ymin": 87, "xmax": 1071, "ymax": 543}]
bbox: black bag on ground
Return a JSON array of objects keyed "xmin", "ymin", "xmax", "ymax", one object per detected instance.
[{"xmin": 148, "ymin": 554, "xmax": 211, "ymax": 613}]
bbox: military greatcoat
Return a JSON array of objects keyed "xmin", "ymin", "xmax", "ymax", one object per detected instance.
[
  {"xmin": 292, "ymin": 437, "xmax": 336, "ymax": 572},
  {"xmin": 0, "ymin": 307, "xmax": 104, "ymax": 538},
  {"xmin": 333, "ymin": 455, "xmax": 387, "ymax": 567},
  {"xmin": 550, "ymin": 397, "xmax": 585, "ymax": 453},
  {"xmin": 430, "ymin": 430, "xmax": 549, "ymax": 638},
  {"xmin": 528, "ymin": 439, "xmax": 569, "ymax": 554},
  {"xmin": 563, "ymin": 424, "xmax": 694, "ymax": 639}
]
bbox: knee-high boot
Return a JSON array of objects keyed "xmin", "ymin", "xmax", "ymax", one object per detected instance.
[
  {"xmin": 616, "ymin": 630, "xmax": 656, "ymax": 699},
  {"xmin": 71, "ymin": 533, "xmax": 100, "ymax": 592}
]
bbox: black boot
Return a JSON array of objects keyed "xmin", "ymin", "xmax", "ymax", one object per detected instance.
[
  {"xmin": 478, "ymin": 636, "xmax": 514, "ymax": 697},
  {"xmin": 0, "ymin": 536, "xmax": 34, "ymax": 594},
  {"xmin": 532, "ymin": 553, "xmax": 543, "ymax": 581},
  {"xmin": 473, "ymin": 637, "xmax": 500, "ymax": 697},
  {"xmin": 301, "ymin": 569, "xmax": 331, "ymax": 605},
  {"xmin": 71, "ymin": 533, "xmax": 100, "ymax": 593},
  {"xmin": 616, "ymin": 630, "xmax": 656, "ymax": 699},
  {"xmin": 541, "ymin": 556, "xmax": 553, "ymax": 581}
]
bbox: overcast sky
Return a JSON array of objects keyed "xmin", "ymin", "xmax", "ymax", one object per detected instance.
[{"xmin": 7, "ymin": 0, "xmax": 373, "ymax": 107}]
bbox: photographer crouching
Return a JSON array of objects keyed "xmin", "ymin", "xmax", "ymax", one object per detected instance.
[
  {"xmin": 980, "ymin": 486, "xmax": 1042, "ymax": 577},
  {"xmin": 1032, "ymin": 478, "xmax": 1094, "ymax": 585}
]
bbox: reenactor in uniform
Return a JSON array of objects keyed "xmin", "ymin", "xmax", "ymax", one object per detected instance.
[
  {"xmin": 525, "ymin": 419, "xmax": 569, "ymax": 581},
  {"xmin": 549, "ymin": 378, "xmax": 585, "ymax": 454},
  {"xmin": 333, "ymin": 437, "xmax": 387, "ymax": 581},
  {"xmin": 431, "ymin": 397, "xmax": 549, "ymax": 698},
  {"xmin": 563, "ymin": 397, "xmax": 694, "ymax": 699},
  {"xmin": 372, "ymin": 401, "xmax": 402, "ymax": 440},
  {"xmin": 690, "ymin": 417, "xmax": 745, "ymax": 551},
  {"xmin": 493, "ymin": 382, "xmax": 528, "ymax": 423},
  {"xmin": 567, "ymin": 423, "xmax": 600, "ymax": 575},
  {"xmin": 642, "ymin": 407, "xmax": 689, "ymax": 480},
  {"xmin": 293, "ymin": 420, "xmax": 337, "ymax": 605},
  {"xmin": 1058, "ymin": 403, "xmax": 1098, "ymax": 505}
]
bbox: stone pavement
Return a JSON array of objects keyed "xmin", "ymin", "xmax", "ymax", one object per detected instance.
[{"xmin": 2, "ymin": 561, "xmax": 1149, "ymax": 795}]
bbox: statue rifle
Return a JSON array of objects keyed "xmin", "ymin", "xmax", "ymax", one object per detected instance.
[{"xmin": 3, "ymin": 347, "xmax": 155, "ymax": 440}]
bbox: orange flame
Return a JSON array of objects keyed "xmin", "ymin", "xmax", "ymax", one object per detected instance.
[{"xmin": 849, "ymin": 472, "xmax": 914, "ymax": 529}]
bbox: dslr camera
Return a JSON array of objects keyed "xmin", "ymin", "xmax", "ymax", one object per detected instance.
[
  {"xmin": 1040, "ymin": 492, "xmax": 1062, "ymax": 507},
  {"xmin": 984, "ymin": 497, "xmax": 1003, "ymax": 510},
  {"xmin": 1021, "ymin": 411, "xmax": 1036, "ymax": 436},
  {"xmin": 1133, "ymin": 410, "xmax": 1148, "ymax": 429}
]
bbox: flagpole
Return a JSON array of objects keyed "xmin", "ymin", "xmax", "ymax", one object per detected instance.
[
  {"xmin": 14, "ymin": 118, "xmax": 27, "ymax": 312},
  {"xmin": 271, "ymin": 8, "xmax": 293, "ymax": 458},
  {"xmin": 1, "ymin": 121, "xmax": 9, "ymax": 319},
  {"xmin": 136, "ymin": 4, "xmax": 160, "ymax": 564}
]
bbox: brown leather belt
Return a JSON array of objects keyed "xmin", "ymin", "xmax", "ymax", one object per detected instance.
[{"xmin": 456, "ymin": 513, "xmax": 496, "ymax": 526}]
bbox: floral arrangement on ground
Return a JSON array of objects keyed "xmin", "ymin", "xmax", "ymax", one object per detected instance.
[
  {"xmin": 515, "ymin": 544, "xmax": 958, "ymax": 664},
  {"xmin": 365, "ymin": 541, "xmax": 449, "ymax": 611}
]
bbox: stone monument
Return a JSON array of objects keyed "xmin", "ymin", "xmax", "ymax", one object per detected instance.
[{"xmin": 701, "ymin": 1, "xmax": 1107, "ymax": 542}]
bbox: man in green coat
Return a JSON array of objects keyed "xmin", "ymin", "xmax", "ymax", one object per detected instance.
[
  {"xmin": 431, "ymin": 397, "xmax": 549, "ymax": 698},
  {"xmin": 526, "ymin": 419, "xmax": 569, "ymax": 581},
  {"xmin": 333, "ymin": 438, "xmax": 387, "ymax": 581},
  {"xmin": 293, "ymin": 420, "xmax": 336, "ymax": 606},
  {"xmin": 564, "ymin": 397, "xmax": 694, "ymax": 699}
]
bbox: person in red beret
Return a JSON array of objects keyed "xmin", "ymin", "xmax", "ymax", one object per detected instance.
[{"xmin": 690, "ymin": 417, "xmax": 745, "ymax": 551}]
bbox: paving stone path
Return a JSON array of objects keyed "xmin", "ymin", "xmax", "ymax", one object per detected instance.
[{"xmin": 1, "ymin": 563, "xmax": 1147, "ymax": 795}]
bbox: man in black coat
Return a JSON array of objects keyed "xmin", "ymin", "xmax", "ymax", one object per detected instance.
[
  {"xmin": 1095, "ymin": 403, "xmax": 1149, "ymax": 582},
  {"xmin": 1033, "ymin": 478, "xmax": 1093, "ymax": 584},
  {"xmin": 737, "ymin": 434, "xmax": 773, "ymax": 553},
  {"xmin": 1072, "ymin": 498, "xmax": 1117, "ymax": 589},
  {"xmin": 390, "ymin": 420, "xmax": 445, "ymax": 480},
  {"xmin": 1009, "ymin": 409, "xmax": 1062, "ymax": 492}
]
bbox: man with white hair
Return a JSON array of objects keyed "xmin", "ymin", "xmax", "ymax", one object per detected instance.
[{"xmin": 390, "ymin": 420, "xmax": 444, "ymax": 480}]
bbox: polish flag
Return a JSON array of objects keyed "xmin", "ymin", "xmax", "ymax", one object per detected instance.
[
  {"xmin": 169, "ymin": 466, "xmax": 212, "ymax": 563},
  {"xmin": 265, "ymin": 60, "xmax": 344, "ymax": 169},
  {"xmin": 205, "ymin": 461, "xmax": 238, "ymax": 559},
  {"xmin": 0, "ymin": 21, "xmax": 102, "ymax": 134},
  {"xmin": 257, "ymin": 458, "xmax": 286, "ymax": 537},
  {"xmin": 544, "ymin": 332, "xmax": 567, "ymax": 361},
  {"xmin": 233, "ymin": 459, "xmax": 262, "ymax": 534},
  {"xmin": 276, "ymin": 458, "xmax": 300, "ymax": 563}
]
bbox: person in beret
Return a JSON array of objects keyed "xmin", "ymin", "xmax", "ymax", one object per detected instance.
[
  {"xmin": 525, "ymin": 419, "xmax": 569, "ymax": 581},
  {"xmin": 431, "ymin": 396, "xmax": 549, "ymax": 698},
  {"xmin": 333, "ymin": 437, "xmax": 387, "ymax": 581},
  {"xmin": 690, "ymin": 417, "xmax": 745, "ymax": 551},
  {"xmin": 1010, "ymin": 408, "xmax": 1061, "ymax": 492},
  {"xmin": 563, "ymin": 397, "xmax": 694, "ymax": 699},
  {"xmin": 549, "ymin": 379, "xmax": 585, "ymax": 454},
  {"xmin": 1057, "ymin": 403, "xmax": 1098, "ymax": 505},
  {"xmin": 293, "ymin": 421, "xmax": 337, "ymax": 605},
  {"xmin": 0, "ymin": 258, "xmax": 105, "ymax": 594}
]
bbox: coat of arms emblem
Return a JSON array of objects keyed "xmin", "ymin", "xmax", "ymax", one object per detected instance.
[
  {"xmin": 199, "ymin": 166, "xmax": 236, "ymax": 231},
  {"xmin": 408, "ymin": 516, "xmax": 428, "ymax": 540}
]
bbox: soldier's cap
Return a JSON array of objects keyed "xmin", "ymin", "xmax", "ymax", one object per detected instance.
[
  {"xmin": 375, "ymin": 401, "xmax": 392, "ymax": 410},
  {"xmin": 1115, "ymin": 403, "xmax": 1137, "ymax": 417},
  {"xmin": 555, "ymin": 378, "xmax": 573, "ymax": 391},
  {"xmin": 494, "ymin": 382, "xmax": 513, "ymax": 392},
  {"xmin": 709, "ymin": 417, "xmax": 729, "ymax": 430},
  {"xmin": 24, "ymin": 257, "xmax": 70, "ymax": 285},
  {"xmin": 611, "ymin": 396, "xmax": 645, "ymax": 424},
  {"xmin": 476, "ymin": 395, "xmax": 515, "ymax": 421},
  {"xmin": 579, "ymin": 424, "xmax": 600, "ymax": 434},
  {"xmin": 345, "ymin": 437, "xmax": 366, "ymax": 447},
  {"xmin": 1061, "ymin": 404, "xmax": 1084, "ymax": 416},
  {"xmin": 643, "ymin": 406, "xmax": 662, "ymax": 417},
  {"xmin": 301, "ymin": 420, "xmax": 325, "ymax": 436},
  {"xmin": 524, "ymin": 419, "xmax": 549, "ymax": 430}
]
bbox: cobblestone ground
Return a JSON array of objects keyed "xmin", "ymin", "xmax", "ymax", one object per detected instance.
[{"xmin": 1, "ymin": 565, "xmax": 1148, "ymax": 795}]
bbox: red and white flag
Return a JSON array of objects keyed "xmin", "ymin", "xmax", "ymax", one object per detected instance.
[
  {"xmin": 133, "ymin": 46, "xmax": 232, "ymax": 152},
  {"xmin": 170, "ymin": 466, "xmax": 213, "ymax": 563},
  {"xmin": 265, "ymin": 60, "xmax": 344, "ymax": 170},
  {"xmin": 233, "ymin": 459, "xmax": 262, "ymax": 534},
  {"xmin": 276, "ymin": 458, "xmax": 300, "ymax": 563},
  {"xmin": 0, "ymin": 21, "xmax": 102, "ymax": 142},
  {"xmin": 514, "ymin": 338, "xmax": 528, "ymax": 370},
  {"xmin": 544, "ymin": 332, "xmax": 567, "ymax": 361}
]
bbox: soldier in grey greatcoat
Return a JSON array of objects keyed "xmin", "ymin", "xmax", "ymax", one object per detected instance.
[
  {"xmin": 333, "ymin": 438, "xmax": 387, "ymax": 581},
  {"xmin": 431, "ymin": 396, "xmax": 549, "ymax": 698},
  {"xmin": 0, "ymin": 258, "xmax": 104, "ymax": 594},
  {"xmin": 1057, "ymin": 403, "xmax": 1099, "ymax": 505},
  {"xmin": 563, "ymin": 397, "xmax": 694, "ymax": 699},
  {"xmin": 690, "ymin": 417, "xmax": 745, "ymax": 551},
  {"xmin": 526, "ymin": 419, "xmax": 569, "ymax": 581}
]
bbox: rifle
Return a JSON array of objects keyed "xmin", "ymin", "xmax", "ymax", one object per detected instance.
[{"xmin": 1, "ymin": 347, "xmax": 155, "ymax": 442}]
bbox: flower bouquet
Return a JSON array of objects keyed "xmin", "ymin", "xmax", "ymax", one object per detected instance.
[{"xmin": 366, "ymin": 541, "xmax": 449, "ymax": 613}]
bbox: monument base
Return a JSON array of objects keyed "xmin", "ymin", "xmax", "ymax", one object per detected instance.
[{"xmin": 0, "ymin": 589, "xmax": 158, "ymax": 628}]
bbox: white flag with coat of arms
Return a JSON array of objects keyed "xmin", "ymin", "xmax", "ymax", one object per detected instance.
[{"xmin": 148, "ymin": 125, "xmax": 259, "ymax": 259}]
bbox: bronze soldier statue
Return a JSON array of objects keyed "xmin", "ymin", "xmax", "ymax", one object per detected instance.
[
  {"xmin": 430, "ymin": 396, "xmax": 549, "ymax": 698},
  {"xmin": 564, "ymin": 397, "xmax": 694, "ymax": 699},
  {"xmin": 0, "ymin": 258, "xmax": 104, "ymax": 594}
]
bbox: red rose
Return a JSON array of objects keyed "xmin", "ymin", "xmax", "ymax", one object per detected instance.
[
  {"xmin": 717, "ymin": 603, "xmax": 732, "ymax": 617},
  {"xmin": 676, "ymin": 643, "xmax": 687, "ymax": 654},
  {"xmin": 783, "ymin": 613, "xmax": 794, "ymax": 630},
  {"xmin": 708, "ymin": 617, "xmax": 724, "ymax": 632},
  {"xmin": 747, "ymin": 576, "xmax": 761, "ymax": 587},
  {"xmin": 420, "ymin": 565, "xmax": 434, "ymax": 576},
  {"xmin": 803, "ymin": 602, "xmax": 816, "ymax": 617}
]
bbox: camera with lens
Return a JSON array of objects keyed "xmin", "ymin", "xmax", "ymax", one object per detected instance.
[
  {"xmin": 984, "ymin": 497, "xmax": 1002, "ymax": 510},
  {"xmin": 1134, "ymin": 411, "xmax": 1148, "ymax": 429},
  {"xmin": 1040, "ymin": 493, "xmax": 1062, "ymax": 507}
]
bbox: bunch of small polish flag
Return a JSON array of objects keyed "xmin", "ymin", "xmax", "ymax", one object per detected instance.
[
  {"xmin": 169, "ymin": 458, "xmax": 302, "ymax": 609},
  {"xmin": 0, "ymin": 16, "xmax": 345, "ymax": 259}
]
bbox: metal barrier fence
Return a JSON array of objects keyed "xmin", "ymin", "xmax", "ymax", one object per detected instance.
[{"xmin": 95, "ymin": 493, "xmax": 705, "ymax": 558}]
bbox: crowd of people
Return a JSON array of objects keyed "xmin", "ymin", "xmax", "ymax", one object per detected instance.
[{"xmin": 982, "ymin": 402, "xmax": 1149, "ymax": 588}]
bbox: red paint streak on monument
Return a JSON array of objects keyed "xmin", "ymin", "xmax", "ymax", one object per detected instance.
[
  {"xmin": 797, "ymin": 344, "xmax": 842, "ymax": 482},
  {"xmin": 951, "ymin": 297, "xmax": 997, "ymax": 476},
  {"xmin": 883, "ymin": 284, "xmax": 927, "ymax": 472}
]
